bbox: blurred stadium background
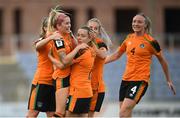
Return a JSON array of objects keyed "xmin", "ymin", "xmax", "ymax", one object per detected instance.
[{"xmin": 0, "ymin": 0, "xmax": 180, "ymax": 117}]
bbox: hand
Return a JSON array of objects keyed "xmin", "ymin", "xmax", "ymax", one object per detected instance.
[
  {"xmin": 48, "ymin": 32, "xmax": 63, "ymax": 40},
  {"xmin": 77, "ymin": 43, "xmax": 89, "ymax": 50},
  {"xmin": 89, "ymin": 30, "xmax": 96, "ymax": 41},
  {"xmin": 48, "ymin": 48, "xmax": 65, "ymax": 69},
  {"xmin": 167, "ymin": 81, "xmax": 176, "ymax": 95}
]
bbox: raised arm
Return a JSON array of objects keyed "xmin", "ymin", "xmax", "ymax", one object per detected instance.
[
  {"xmin": 35, "ymin": 32, "xmax": 61, "ymax": 51},
  {"xmin": 58, "ymin": 43, "xmax": 89, "ymax": 66},
  {"xmin": 92, "ymin": 41, "xmax": 108, "ymax": 59},
  {"xmin": 105, "ymin": 48, "xmax": 124, "ymax": 64},
  {"xmin": 95, "ymin": 47, "xmax": 107, "ymax": 59}
]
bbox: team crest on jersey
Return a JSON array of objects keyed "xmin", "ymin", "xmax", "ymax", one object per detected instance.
[
  {"xmin": 140, "ymin": 43, "xmax": 145, "ymax": 48},
  {"xmin": 54, "ymin": 40, "xmax": 65, "ymax": 49}
]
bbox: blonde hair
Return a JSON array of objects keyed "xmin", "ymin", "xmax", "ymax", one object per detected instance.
[
  {"xmin": 137, "ymin": 13, "xmax": 152, "ymax": 35},
  {"xmin": 47, "ymin": 5, "xmax": 68, "ymax": 34},
  {"xmin": 87, "ymin": 18, "xmax": 112, "ymax": 49},
  {"xmin": 39, "ymin": 17, "xmax": 48, "ymax": 38}
]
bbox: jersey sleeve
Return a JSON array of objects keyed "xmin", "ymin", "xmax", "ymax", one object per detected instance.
[
  {"xmin": 151, "ymin": 39, "xmax": 161, "ymax": 56},
  {"xmin": 95, "ymin": 38, "xmax": 108, "ymax": 50},
  {"xmin": 118, "ymin": 34, "xmax": 131, "ymax": 53},
  {"xmin": 53, "ymin": 39, "xmax": 66, "ymax": 52},
  {"xmin": 97, "ymin": 42, "xmax": 108, "ymax": 50},
  {"xmin": 73, "ymin": 51, "xmax": 84, "ymax": 63},
  {"xmin": 74, "ymin": 49, "xmax": 86, "ymax": 59},
  {"xmin": 33, "ymin": 37, "xmax": 43, "ymax": 45}
]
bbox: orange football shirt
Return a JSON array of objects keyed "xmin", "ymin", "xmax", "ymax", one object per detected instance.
[
  {"xmin": 118, "ymin": 33, "xmax": 161, "ymax": 83},
  {"xmin": 70, "ymin": 47, "xmax": 96, "ymax": 98},
  {"xmin": 52, "ymin": 32, "xmax": 75, "ymax": 79},
  {"xmin": 32, "ymin": 40, "xmax": 54, "ymax": 85},
  {"xmin": 91, "ymin": 38, "xmax": 107, "ymax": 92}
]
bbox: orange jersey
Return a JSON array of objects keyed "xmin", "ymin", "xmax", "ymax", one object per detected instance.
[
  {"xmin": 118, "ymin": 33, "xmax": 161, "ymax": 83},
  {"xmin": 52, "ymin": 33, "xmax": 75, "ymax": 79},
  {"xmin": 70, "ymin": 47, "xmax": 96, "ymax": 98},
  {"xmin": 32, "ymin": 39, "xmax": 54, "ymax": 85},
  {"xmin": 91, "ymin": 38, "xmax": 108, "ymax": 92}
]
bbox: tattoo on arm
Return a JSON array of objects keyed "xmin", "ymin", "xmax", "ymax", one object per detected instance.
[{"xmin": 58, "ymin": 51, "xmax": 66, "ymax": 65}]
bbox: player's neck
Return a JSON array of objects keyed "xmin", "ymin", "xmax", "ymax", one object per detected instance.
[{"xmin": 134, "ymin": 31, "xmax": 145, "ymax": 36}]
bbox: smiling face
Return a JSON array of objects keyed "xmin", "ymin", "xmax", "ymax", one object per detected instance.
[
  {"xmin": 132, "ymin": 15, "xmax": 146, "ymax": 34},
  {"xmin": 57, "ymin": 16, "xmax": 71, "ymax": 34},
  {"xmin": 77, "ymin": 28, "xmax": 91, "ymax": 44}
]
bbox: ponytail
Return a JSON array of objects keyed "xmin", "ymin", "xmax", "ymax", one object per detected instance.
[
  {"xmin": 39, "ymin": 17, "xmax": 48, "ymax": 38},
  {"xmin": 47, "ymin": 5, "xmax": 68, "ymax": 34}
]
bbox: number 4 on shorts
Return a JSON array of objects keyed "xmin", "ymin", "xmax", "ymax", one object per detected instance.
[{"xmin": 131, "ymin": 86, "xmax": 137, "ymax": 94}]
